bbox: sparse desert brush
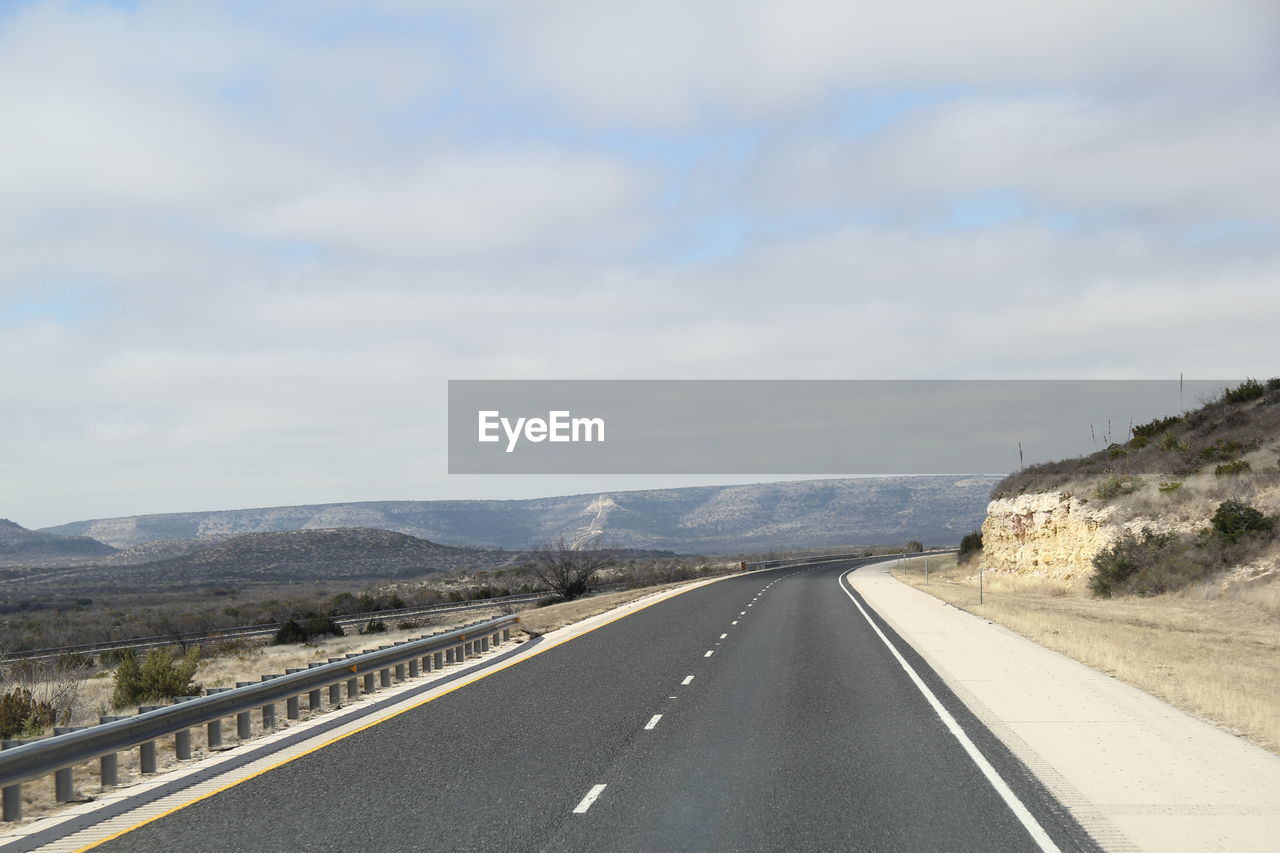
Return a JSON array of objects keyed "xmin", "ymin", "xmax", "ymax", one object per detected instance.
[
  {"xmin": 1215, "ymin": 460, "xmax": 1252, "ymax": 478},
  {"xmin": 111, "ymin": 647, "xmax": 201, "ymax": 709}
]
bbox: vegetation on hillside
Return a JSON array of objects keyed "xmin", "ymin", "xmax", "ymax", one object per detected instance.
[{"xmin": 993, "ymin": 378, "xmax": 1280, "ymax": 499}]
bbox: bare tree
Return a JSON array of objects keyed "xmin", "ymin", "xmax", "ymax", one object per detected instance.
[{"xmin": 523, "ymin": 537, "xmax": 611, "ymax": 601}]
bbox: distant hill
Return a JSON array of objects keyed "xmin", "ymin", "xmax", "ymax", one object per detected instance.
[
  {"xmin": 0, "ymin": 528, "xmax": 515, "ymax": 602},
  {"xmin": 42, "ymin": 476, "xmax": 998, "ymax": 553},
  {"xmin": 0, "ymin": 518, "xmax": 115, "ymax": 566},
  {"xmin": 132, "ymin": 527, "xmax": 511, "ymax": 581}
]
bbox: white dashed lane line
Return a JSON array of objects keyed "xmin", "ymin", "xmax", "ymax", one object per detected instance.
[
  {"xmin": 719, "ymin": 633, "xmax": 727, "ymax": 639},
  {"xmin": 573, "ymin": 784, "xmax": 608, "ymax": 814},
  {"xmin": 704, "ymin": 650, "xmax": 714, "ymax": 657},
  {"xmin": 644, "ymin": 714, "xmax": 663, "ymax": 730},
  {"xmin": 681, "ymin": 676, "xmax": 694, "ymax": 685}
]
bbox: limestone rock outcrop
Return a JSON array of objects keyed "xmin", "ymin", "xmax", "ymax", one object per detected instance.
[{"xmin": 981, "ymin": 493, "xmax": 1117, "ymax": 580}]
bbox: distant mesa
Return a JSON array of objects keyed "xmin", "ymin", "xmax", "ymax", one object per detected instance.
[{"xmin": 39, "ymin": 476, "xmax": 998, "ymax": 553}]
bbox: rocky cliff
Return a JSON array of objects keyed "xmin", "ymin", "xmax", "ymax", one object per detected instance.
[{"xmin": 981, "ymin": 493, "xmax": 1117, "ymax": 580}]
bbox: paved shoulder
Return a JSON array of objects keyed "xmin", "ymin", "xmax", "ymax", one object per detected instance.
[{"xmin": 849, "ymin": 560, "xmax": 1280, "ymax": 853}]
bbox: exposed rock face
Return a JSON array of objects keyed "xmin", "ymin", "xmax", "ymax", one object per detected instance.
[{"xmin": 981, "ymin": 493, "xmax": 1117, "ymax": 580}]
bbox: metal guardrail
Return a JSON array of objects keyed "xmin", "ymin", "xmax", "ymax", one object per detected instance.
[
  {"xmin": 6, "ymin": 592, "xmax": 549, "ymax": 664},
  {"xmin": 0, "ymin": 614, "xmax": 520, "ymax": 822}
]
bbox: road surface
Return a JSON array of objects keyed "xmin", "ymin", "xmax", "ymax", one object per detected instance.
[{"xmin": 89, "ymin": 557, "xmax": 1096, "ymax": 852}]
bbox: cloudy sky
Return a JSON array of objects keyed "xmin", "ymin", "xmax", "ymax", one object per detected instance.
[{"xmin": 3, "ymin": 1, "xmax": 1277, "ymax": 528}]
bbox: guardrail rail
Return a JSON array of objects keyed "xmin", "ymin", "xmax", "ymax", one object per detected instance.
[{"xmin": 0, "ymin": 614, "xmax": 519, "ymax": 822}]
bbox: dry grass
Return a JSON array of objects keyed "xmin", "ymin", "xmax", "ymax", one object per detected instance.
[
  {"xmin": 513, "ymin": 582, "xmax": 694, "ymax": 636},
  {"xmin": 892, "ymin": 555, "xmax": 1280, "ymax": 754}
]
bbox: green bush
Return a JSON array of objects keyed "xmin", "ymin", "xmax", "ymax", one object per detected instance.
[
  {"xmin": 1158, "ymin": 481, "xmax": 1183, "ymax": 493},
  {"xmin": 1094, "ymin": 477, "xmax": 1140, "ymax": 500},
  {"xmin": 1197, "ymin": 438, "xmax": 1250, "ymax": 463},
  {"xmin": 1089, "ymin": 529, "xmax": 1221, "ymax": 597},
  {"xmin": 905, "ymin": 540, "xmax": 923, "ymax": 553},
  {"xmin": 0, "ymin": 688, "xmax": 56, "ymax": 738},
  {"xmin": 273, "ymin": 619, "xmax": 308, "ymax": 644},
  {"xmin": 1132, "ymin": 414, "xmax": 1182, "ymax": 439},
  {"xmin": 274, "ymin": 616, "xmax": 344, "ymax": 644},
  {"xmin": 1215, "ymin": 460, "xmax": 1252, "ymax": 478},
  {"xmin": 1223, "ymin": 379, "xmax": 1265, "ymax": 404},
  {"xmin": 1159, "ymin": 431, "xmax": 1187, "ymax": 452},
  {"xmin": 1090, "ymin": 530, "xmax": 1165, "ymax": 597},
  {"xmin": 1267, "ymin": 377, "xmax": 1280, "ymax": 392},
  {"xmin": 1210, "ymin": 499, "xmax": 1275, "ymax": 541},
  {"xmin": 958, "ymin": 530, "xmax": 983, "ymax": 562},
  {"xmin": 98, "ymin": 648, "xmax": 132, "ymax": 667},
  {"xmin": 111, "ymin": 647, "xmax": 202, "ymax": 709},
  {"xmin": 361, "ymin": 619, "xmax": 387, "ymax": 634}
]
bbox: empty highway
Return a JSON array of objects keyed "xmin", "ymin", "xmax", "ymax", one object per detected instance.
[{"xmin": 79, "ymin": 557, "xmax": 1096, "ymax": 852}]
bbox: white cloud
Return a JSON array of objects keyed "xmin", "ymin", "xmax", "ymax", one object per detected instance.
[
  {"xmin": 475, "ymin": 0, "xmax": 1276, "ymax": 126},
  {"xmin": 752, "ymin": 93, "xmax": 1280, "ymax": 222},
  {"xmin": 2, "ymin": 0, "xmax": 1277, "ymax": 527}
]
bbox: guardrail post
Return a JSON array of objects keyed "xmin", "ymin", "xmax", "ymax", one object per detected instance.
[
  {"xmin": 1, "ymin": 783, "xmax": 18, "ymax": 823},
  {"xmin": 481, "ymin": 636, "xmax": 490, "ymax": 653},
  {"xmin": 53, "ymin": 727, "xmax": 84, "ymax": 801},
  {"xmin": 286, "ymin": 695, "xmax": 300, "ymax": 720},
  {"xmin": 445, "ymin": 648, "xmax": 455, "ymax": 665},
  {"xmin": 206, "ymin": 718, "xmax": 223, "ymax": 750},
  {"xmin": 434, "ymin": 651, "xmax": 444, "ymax": 669},
  {"xmin": 363, "ymin": 672, "xmax": 376, "ymax": 693},
  {"xmin": 175, "ymin": 728, "xmax": 192, "ymax": 760},
  {"xmin": 395, "ymin": 663, "xmax": 406, "ymax": 681},
  {"xmin": 97, "ymin": 716, "xmax": 127, "ymax": 787},
  {"xmin": 308, "ymin": 688, "xmax": 322, "ymax": 711},
  {"xmin": 408, "ymin": 659, "xmax": 419, "ymax": 677},
  {"xmin": 422, "ymin": 654, "xmax": 432, "ymax": 673},
  {"xmin": 379, "ymin": 668, "xmax": 392, "ymax": 688},
  {"xmin": 262, "ymin": 702, "xmax": 276, "ymax": 730},
  {"xmin": 347, "ymin": 677, "xmax": 359, "ymax": 699},
  {"xmin": 503, "ymin": 628, "xmax": 511, "ymax": 642},
  {"xmin": 137, "ymin": 707, "xmax": 163, "ymax": 773},
  {"xmin": 329, "ymin": 683, "xmax": 342, "ymax": 706}
]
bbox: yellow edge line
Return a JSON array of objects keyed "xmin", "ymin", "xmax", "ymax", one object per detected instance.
[{"xmin": 73, "ymin": 572, "xmax": 743, "ymax": 852}]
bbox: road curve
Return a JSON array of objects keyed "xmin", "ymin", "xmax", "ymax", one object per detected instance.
[{"xmin": 89, "ymin": 557, "xmax": 1098, "ymax": 852}]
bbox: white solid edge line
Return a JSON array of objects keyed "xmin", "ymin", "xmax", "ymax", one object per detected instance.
[
  {"xmin": 681, "ymin": 675, "xmax": 694, "ymax": 685},
  {"xmin": 838, "ymin": 570, "xmax": 1061, "ymax": 853},
  {"xmin": 645, "ymin": 714, "xmax": 663, "ymax": 730},
  {"xmin": 573, "ymin": 784, "xmax": 608, "ymax": 814}
]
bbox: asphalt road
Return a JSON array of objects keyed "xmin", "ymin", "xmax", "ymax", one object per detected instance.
[{"xmin": 95, "ymin": 557, "xmax": 1097, "ymax": 852}]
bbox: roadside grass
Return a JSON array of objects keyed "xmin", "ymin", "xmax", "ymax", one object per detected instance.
[
  {"xmin": 891, "ymin": 555, "xmax": 1280, "ymax": 754},
  {"xmin": 513, "ymin": 582, "xmax": 696, "ymax": 636}
]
